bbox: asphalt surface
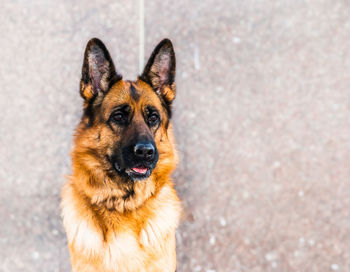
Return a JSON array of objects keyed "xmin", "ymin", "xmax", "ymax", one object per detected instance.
[{"xmin": 1, "ymin": 0, "xmax": 350, "ymax": 271}]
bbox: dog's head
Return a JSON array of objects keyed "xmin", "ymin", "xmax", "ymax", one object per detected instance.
[{"xmin": 75, "ymin": 38, "xmax": 176, "ymax": 182}]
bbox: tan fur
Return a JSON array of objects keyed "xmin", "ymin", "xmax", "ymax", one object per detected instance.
[{"xmin": 61, "ymin": 79, "xmax": 181, "ymax": 272}]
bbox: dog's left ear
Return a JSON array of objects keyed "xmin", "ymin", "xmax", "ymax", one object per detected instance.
[{"xmin": 141, "ymin": 39, "xmax": 176, "ymax": 104}]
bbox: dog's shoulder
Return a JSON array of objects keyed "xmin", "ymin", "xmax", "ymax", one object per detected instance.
[
  {"xmin": 61, "ymin": 180, "xmax": 105, "ymax": 256},
  {"xmin": 139, "ymin": 184, "xmax": 181, "ymax": 248}
]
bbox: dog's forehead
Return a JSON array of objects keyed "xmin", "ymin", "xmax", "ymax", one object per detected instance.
[{"xmin": 102, "ymin": 80, "xmax": 163, "ymax": 112}]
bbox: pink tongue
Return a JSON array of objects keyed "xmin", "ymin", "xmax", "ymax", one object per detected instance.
[{"xmin": 132, "ymin": 167, "xmax": 148, "ymax": 174}]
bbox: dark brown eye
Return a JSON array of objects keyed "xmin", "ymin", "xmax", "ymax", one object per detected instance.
[
  {"xmin": 148, "ymin": 113, "xmax": 159, "ymax": 126},
  {"xmin": 113, "ymin": 112, "xmax": 125, "ymax": 123}
]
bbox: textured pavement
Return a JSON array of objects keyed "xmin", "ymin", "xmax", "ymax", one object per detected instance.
[{"xmin": 1, "ymin": 1, "xmax": 350, "ymax": 271}]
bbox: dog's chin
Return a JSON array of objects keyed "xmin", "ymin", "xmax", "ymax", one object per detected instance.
[{"xmin": 114, "ymin": 162, "xmax": 153, "ymax": 181}]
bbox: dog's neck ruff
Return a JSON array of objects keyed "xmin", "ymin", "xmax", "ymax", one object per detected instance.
[
  {"xmin": 90, "ymin": 177, "xmax": 156, "ymax": 213},
  {"xmin": 72, "ymin": 165, "xmax": 159, "ymax": 213}
]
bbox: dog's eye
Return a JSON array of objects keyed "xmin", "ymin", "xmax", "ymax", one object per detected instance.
[
  {"xmin": 113, "ymin": 112, "xmax": 125, "ymax": 124},
  {"xmin": 148, "ymin": 114, "xmax": 159, "ymax": 126}
]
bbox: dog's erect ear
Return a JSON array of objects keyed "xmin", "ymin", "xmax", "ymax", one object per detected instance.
[
  {"xmin": 141, "ymin": 39, "xmax": 176, "ymax": 104},
  {"xmin": 80, "ymin": 38, "xmax": 121, "ymax": 101}
]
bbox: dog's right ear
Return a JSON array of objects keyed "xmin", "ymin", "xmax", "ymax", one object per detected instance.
[{"xmin": 80, "ymin": 38, "xmax": 122, "ymax": 101}]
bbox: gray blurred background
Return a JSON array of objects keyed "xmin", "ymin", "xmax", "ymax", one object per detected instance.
[{"xmin": 1, "ymin": 0, "xmax": 350, "ymax": 271}]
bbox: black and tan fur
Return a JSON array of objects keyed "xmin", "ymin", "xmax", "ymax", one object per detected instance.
[{"xmin": 61, "ymin": 38, "xmax": 181, "ymax": 272}]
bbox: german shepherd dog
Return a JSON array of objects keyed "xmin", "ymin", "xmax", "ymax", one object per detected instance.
[{"xmin": 61, "ymin": 38, "xmax": 181, "ymax": 272}]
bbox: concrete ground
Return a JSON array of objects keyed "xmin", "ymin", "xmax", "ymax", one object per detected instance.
[{"xmin": 1, "ymin": 0, "xmax": 350, "ymax": 271}]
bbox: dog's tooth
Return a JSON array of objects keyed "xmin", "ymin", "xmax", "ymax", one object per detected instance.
[{"xmin": 114, "ymin": 163, "xmax": 121, "ymax": 171}]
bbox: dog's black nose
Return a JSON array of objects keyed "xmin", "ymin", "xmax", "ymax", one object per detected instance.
[{"xmin": 134, "ymin": 143, "xmax": 155, "ymax": 160}]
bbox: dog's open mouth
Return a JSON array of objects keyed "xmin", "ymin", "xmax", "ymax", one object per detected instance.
[
  {"xmin": 124, "ymin": 166, "xmax": 152, "ymax": 180},
  {"xmin": 130, "ymin": 167, "xmax": 148, "ymax": 174},
  {"xmin": 113, "ymin": 161, "xmax": 152, "ymax": 180}
]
